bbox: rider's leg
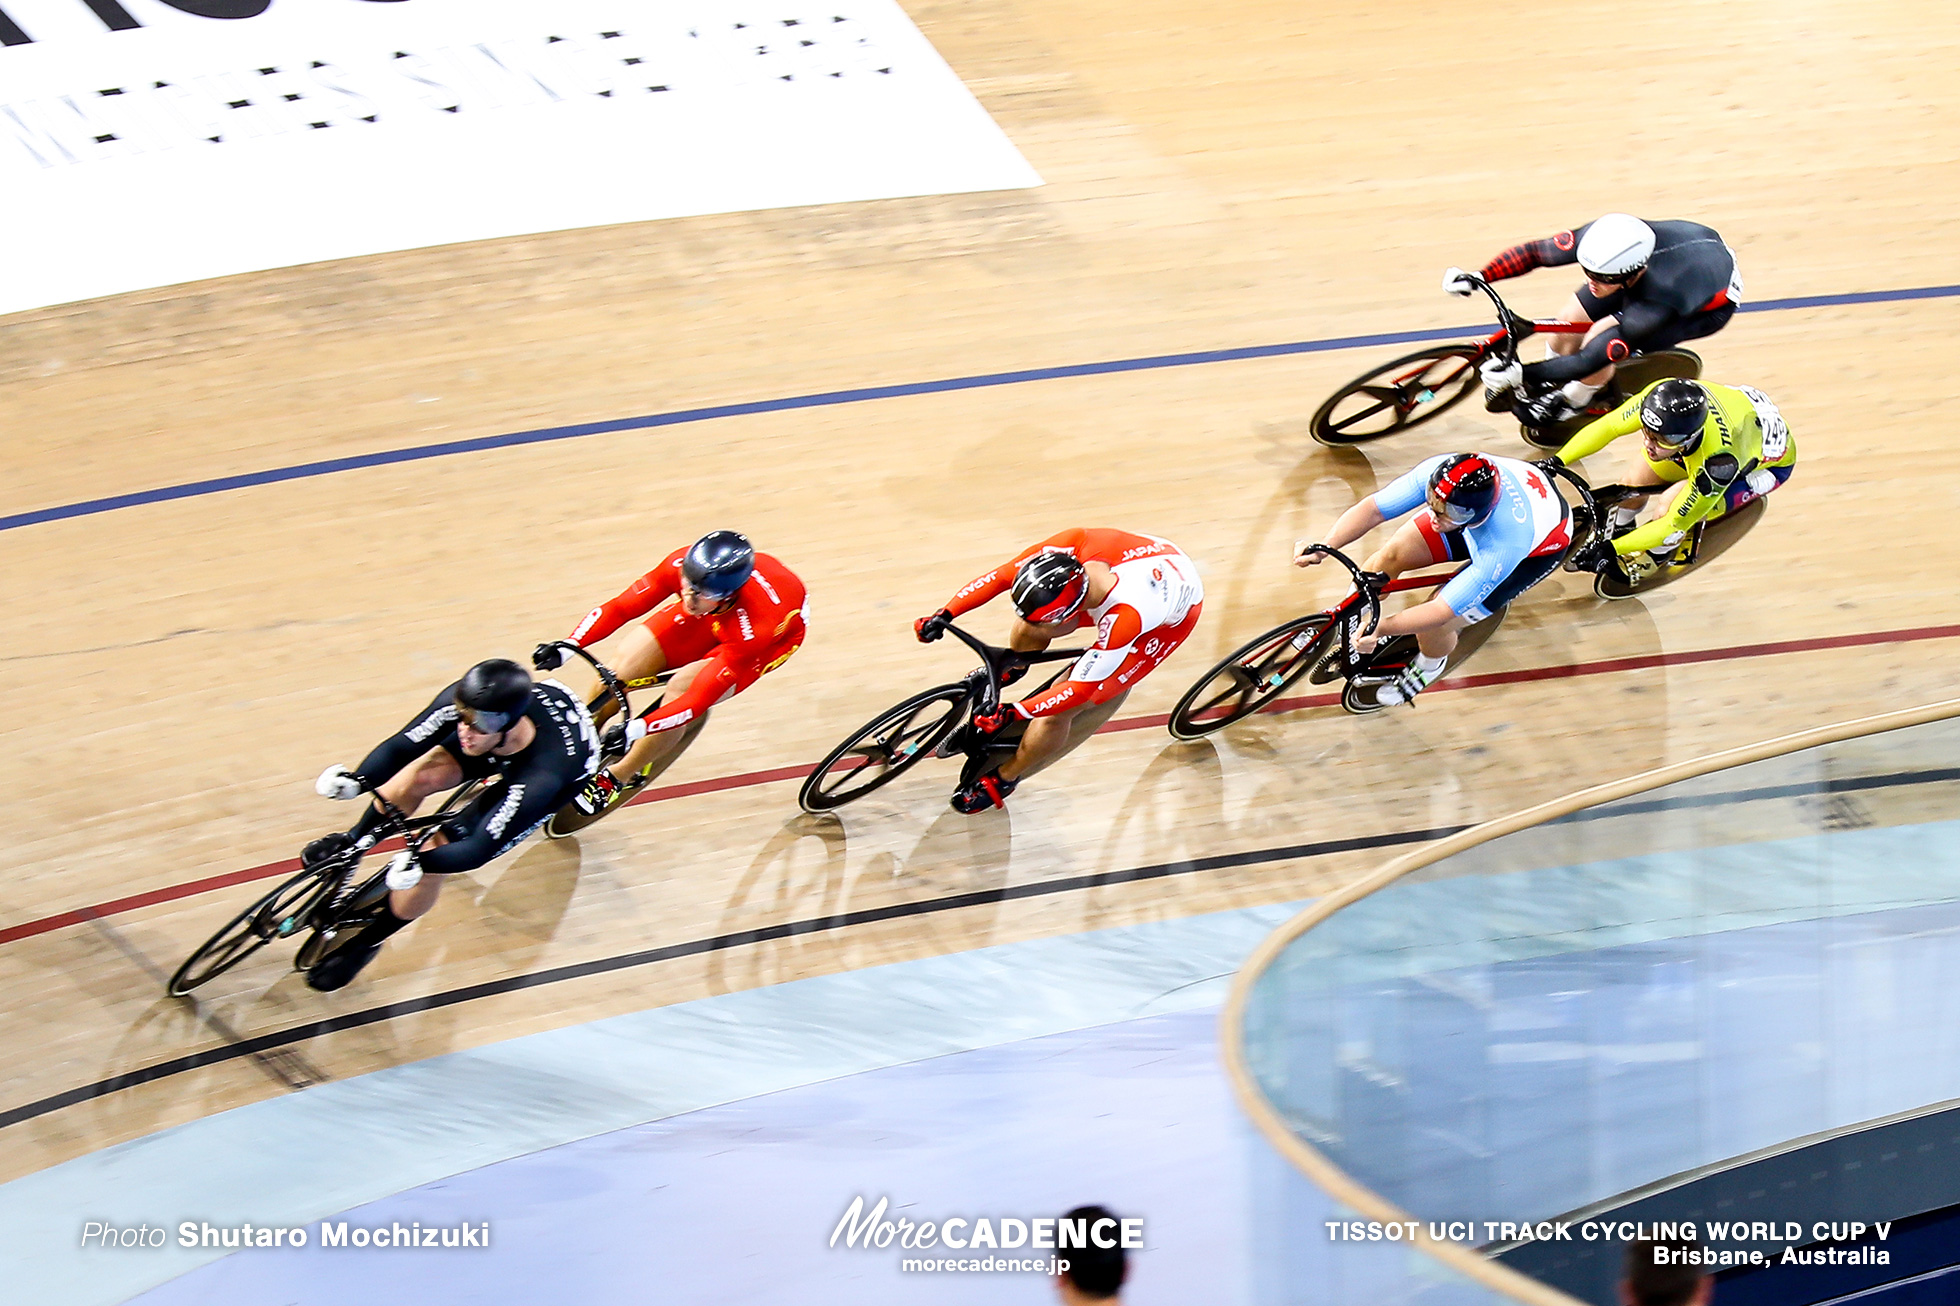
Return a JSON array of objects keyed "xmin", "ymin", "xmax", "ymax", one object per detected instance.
[
  {"xmin": 1614, "ymin": 454, "xmax": 1689, "ymax": 527},
  {"xmin": 373, "ymin": 747, "xmax": 466, "ymax": 819},
  {"xmin": 1415, "ymin": 612, "xmax": 1473, "ymax": 662},
  {"xmin": 1362, "ymin": 515, "xmax": 1452, "ymax": 579},
  {"xmin": 1000, "ymin": 691, "xmax": 1131, "ymax": 782},
  {"xmin": 1677, "ymin": 456, "xmax": 1792, "ymax": 533},
  {"xmin": 322, "ymin": 745, "xmax": 466, "ymax": 863},
  {"xmin": 1544, "ymin": 287, "xmax": 1624, "ymax": 415},
  {"xmin": 1607, "ymin": 455, "xmax": 1681, "ymax": 529},
  {"xmin": 306, "ymin": 750, "xmax": 463, "ymax": 989},
  {"xmin": 612, "ymin": 661, "xmax": 710, "ymax": 786},
  {"xmin": 1007, "ymin": 615, "xmax": 1057, "ymax": 655},
  {"xmin": 594, "ymin": 605, "xmax": 717, "ymax": 786},
  {"xmin": 374, "ymin": 749, "xmax": 466, "ymax": 922},
  {"xmin": 992, "ymin": 603, "xmax": 1199, "ymax": 786},
  {"xmin": 1545, "ymin": 293, "xmax": 1595, "ymax": 358},
  {"xmin": 1566, "ymin": 315, "xmax": 1620, "ymax": 394}
]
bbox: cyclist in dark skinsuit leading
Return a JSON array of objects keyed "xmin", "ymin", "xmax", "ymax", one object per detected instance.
[
  {"xmin": 300, "ymin": 659, "xmax": 600, "ymax": 990},
  {"xmin": 1443, "ymin": 213, "xmax": 1744, "ymax": 426}
]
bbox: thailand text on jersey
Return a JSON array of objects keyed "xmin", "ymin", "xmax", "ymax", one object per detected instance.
[
  {"xmin": 1375, "ymin": 455, "xmax": 1571, "ymax": 623},
  {"xmin": 1555, "ymin": 381, "xmax": 1797, "ymax": 556}
]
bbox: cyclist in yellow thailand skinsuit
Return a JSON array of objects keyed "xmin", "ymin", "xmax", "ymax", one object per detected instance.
[{"xmin": 1547, "ymin": 378, "xmax": 1796, "ymax": 586}]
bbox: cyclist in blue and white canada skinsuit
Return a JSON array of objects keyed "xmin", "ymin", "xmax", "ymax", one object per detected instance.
[{"xmin": 1293, "ymin": 452, "xmax": 1572, "ymax": 704}]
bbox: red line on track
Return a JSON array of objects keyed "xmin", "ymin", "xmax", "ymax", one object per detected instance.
[{"xmin": 5, "ymin": 622, "xmax": 1955, "ymax": 949}]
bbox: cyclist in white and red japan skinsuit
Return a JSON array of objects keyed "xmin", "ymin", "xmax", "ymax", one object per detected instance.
[{"xmin": 915, "ymin": 527, "xmax": 1204, "ymax": 812}]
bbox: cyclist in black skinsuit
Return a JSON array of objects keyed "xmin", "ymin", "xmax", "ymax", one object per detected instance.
[
  {"xmin": 1444, "ymin": 213, "xmax": 1743, "ymax": 425},
  {"xmin": 300, "ymin": 659, "xmax": 599, "ymax": 990}
]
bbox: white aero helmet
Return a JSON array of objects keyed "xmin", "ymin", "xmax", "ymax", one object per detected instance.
[{"xmin": 1577, "ymin": 213, "xmax": 1656, "ymax": 280}]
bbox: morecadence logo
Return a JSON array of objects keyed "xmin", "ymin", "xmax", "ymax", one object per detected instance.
[{"xmin": 831, "ymin": 1195, "xmax": 1142, "ymax": 1274}]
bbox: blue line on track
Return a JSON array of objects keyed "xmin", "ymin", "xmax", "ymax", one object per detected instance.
[{"xmin": 6, "ymin": 282, "xmax": 1957, "ymax": 536}]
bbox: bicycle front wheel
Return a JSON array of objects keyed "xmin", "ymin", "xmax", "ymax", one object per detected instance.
[
  {"xmin": 168, "ymin": 866, "xmax": 328, "ymax": 996},
  {"xmin": 1168, "ymin": 615, "xmax": 1334, "ymax": 739},
  {"xmin": 798, "ymin": 685, "xmax": 968, "ymax": 813},
  {"xmin": 1311, "ymin": 345, "xmax": 1482, "ymax": 446}
]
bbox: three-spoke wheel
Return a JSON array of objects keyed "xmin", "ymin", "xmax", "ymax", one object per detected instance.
[
  {"xmin": 1168, "ymin": 615, "xmax": 1334, "ymax": 739},
  {"xmin": 1309, "ymin": 346, "xmax": 1483, "ymax": 446},
  {"xmin": 798, "ymin": 685, "xmax": 969, "ymax": 812}
]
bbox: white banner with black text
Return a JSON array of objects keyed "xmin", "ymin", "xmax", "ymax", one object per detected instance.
[{"xmin": 0, "ymin": 0, "xmax": 1041, "ymax": 314}]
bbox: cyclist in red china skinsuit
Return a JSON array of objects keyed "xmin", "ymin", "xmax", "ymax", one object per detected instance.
[{"xmin": 533, "ymin": 530, "xmax": 805, "ymax": 828}]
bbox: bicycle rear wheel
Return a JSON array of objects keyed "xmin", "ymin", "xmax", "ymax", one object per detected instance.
[
  {"xmin": 798, "ymin": 685, "xmax": 968, "ymax": 812},
  {"xmin": 1596, "ymin": 497, "xmax": 1764, "ymax": 599},
  {"xmin": 1311, "ymin": 345, "xmax": 1482, "ymax": 446},
  {"xmin": 1168, "ymin": 615, "xmax": 1333, "ymax": 739},
  {"xmin": 168, "ymin": 866, "xmax": 329, "ymax": 996},
  {"xmin": 1520, "ymin": 349, "xmax": 1704, "ymax": 449},
  {"xmin": 293, "ymin": 869, "xmax": 390, "ymax": 972}
]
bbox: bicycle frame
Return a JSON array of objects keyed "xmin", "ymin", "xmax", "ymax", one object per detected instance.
[
  {"xmin": 1466, "ymin": 273, "xmax": 1587, "ymax": 367},
  {"xmin": 940, "ymin": 621, "xmax": 1087, "ymax": 717},
  {"xmin": 1310, "ymin": 554, "xmax": 1462, "ymax": 684}
]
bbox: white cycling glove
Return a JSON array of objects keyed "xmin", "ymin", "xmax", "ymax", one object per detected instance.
[
  {"xmin": 1442, "ymin": 267, "xmax": 1477, "ymax": 297},
  {"xmin": 384, "ymin": 852, "xmax": 423, "ymax": 892},
  {"xmin": 315, "ymin": 764, "xmax": 363, "ymax": 800},
  {"xmin": 1479, "ymin": 357, "xmax": 1524, "ymax": 394}
]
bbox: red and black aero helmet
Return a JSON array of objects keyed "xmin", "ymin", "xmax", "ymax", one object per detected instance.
[
  {"xmin": 1012, "ymin": 551, "xmax": 1088, "ymax": 625},
  {"xmin": 1426, "ymin": 453, "xmax": 1502, "ymax": 529}
]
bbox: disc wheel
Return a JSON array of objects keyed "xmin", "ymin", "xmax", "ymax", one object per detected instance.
[
  {"xmin": 1596, "ymin": 497, "xmax": 1764, "ymax": 599},
  {"xmin": 168, "ymin": 866, "xmax": 329, "ymax": 996},
  {"xmin": 1168, "ymin": 615, "xmax": 1334, "ymax": 739},
  {"xmin": 798, "ymin": 685, "xmax": 968, "ymax": 813},
  {"xmin": 1520, "ymin": 348, "xmax": 1704, "ymax": 449},
  {"xmin": 542, "ymin": 780, "xmax": 634, "ymax": 840},
  {"xmin": 1310, "ymin": 346, "xmax": 1482, "ymax": 446},
  {"xmin": 292, "ymin": 870, "xmax": 391, "ymax": 972}
]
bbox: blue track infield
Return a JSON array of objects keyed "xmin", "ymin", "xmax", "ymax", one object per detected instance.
[{"xmin": 4, "ymin": 282, "xmax": 1956, "ymax": 536}]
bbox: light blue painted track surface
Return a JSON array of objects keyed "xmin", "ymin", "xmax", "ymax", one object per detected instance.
[{"xmin": 15, "ymin": 816, "xmax": 1958, "ymax": 1306}]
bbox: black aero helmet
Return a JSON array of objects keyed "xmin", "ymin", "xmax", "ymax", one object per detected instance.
[
  {"xmin": 456, "ymin": 658, "xmax": 533, "ymax": 734},
  {"xmin": 1012, "ymin": 550, "xmax": 1088, "ymax": 624},
  {"xmin": 1426, "ymin": 453, "xmax": 1502, "ymax": 529},
  {"xmin": 1640, "ymin": 380, "xmax": 1709, "ymax": 452},
  {"xmin": 682, "ymin": 530, "xmax": 755, "ymax": 600}
]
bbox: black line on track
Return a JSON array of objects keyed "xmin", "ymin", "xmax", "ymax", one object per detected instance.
[
  {"xmin": 9, "ymin": 764, "xmax": 1958, "ymax": 1130},
  {"xmin": 3, "ymin": 823, "xmax": 1462, "ymax": 1129},
  {"xmin": 80, "ymin": 909, "xmax": 329, "ymax": 1094}
]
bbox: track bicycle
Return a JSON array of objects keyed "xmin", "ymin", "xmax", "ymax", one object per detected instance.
[
  {"xmin": 1309, "ymin": 273, "xmax": 1703, "ymax": 450},
  {"xmin": 797, "ymin": 623, "xmax": 1088, "ymax": 813},
  {"xmin": 1167, "ymin": 548, "xmax": 1478, "ymax": 736},
  {"xmin": 538, "ymin": 640, "xmax": 677, "ymax": 838},
  {"xmin": 167, "ymin": 644, "xmax": 638, "ymax": 995},
  {"xmin": 1531, "ymin": 457, "xmax": 1769, "ymax": 600},
  {"xmin": 1577, "ymin": 487, "xmax": 1768, "ymax": 600},
  {"xmin": 1167, "ymin": 467, "xmax": 1619, "ymax": 737}
]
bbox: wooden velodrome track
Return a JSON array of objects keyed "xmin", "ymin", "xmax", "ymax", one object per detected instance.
[{"xmin": 4, "ymin": 0, "xmax": 1959, "ymax": 1184}]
